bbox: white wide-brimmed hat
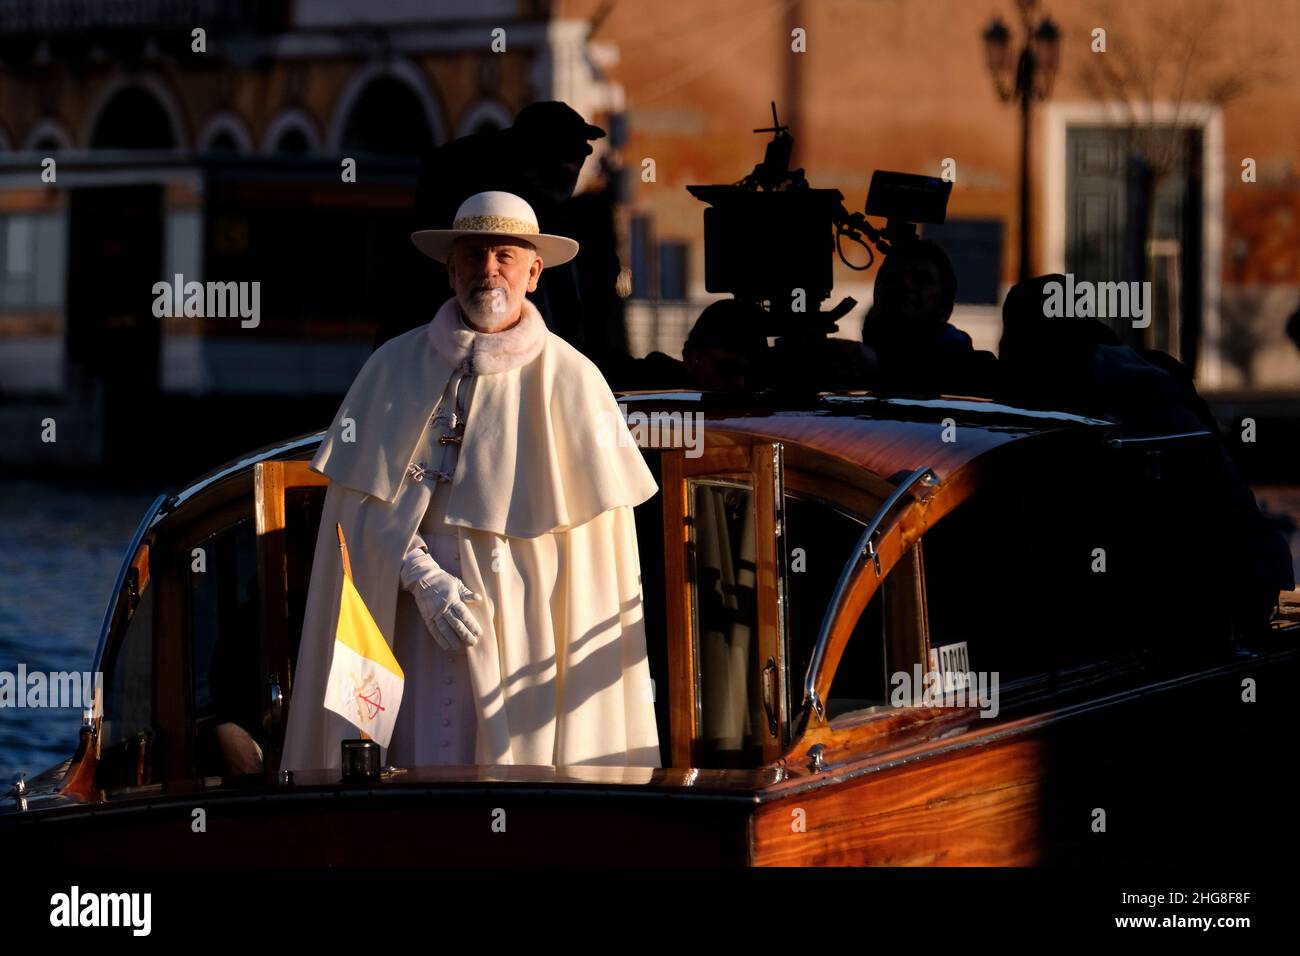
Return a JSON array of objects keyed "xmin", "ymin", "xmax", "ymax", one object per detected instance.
[{"xmin": 410, "ymin": 190, "xmax": 579, "ymax": 266}]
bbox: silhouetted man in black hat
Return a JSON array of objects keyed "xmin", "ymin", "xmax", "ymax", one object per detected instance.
[{"xmin": 378, "ymin": 101, "xmax": 627, "ymax": 378}]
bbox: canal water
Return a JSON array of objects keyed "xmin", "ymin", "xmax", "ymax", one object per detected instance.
[{"xmin": 0, "ymin": 479, "xmax": 158, "ymax": 785}]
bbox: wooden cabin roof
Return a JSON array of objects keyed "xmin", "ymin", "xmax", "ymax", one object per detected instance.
[
  {"xmin": 162, "ymin": 391, "xmax": 1115, "ymax": 516},
  {"xmin": 616, "ymin": 390, "xmax": 1115, "ymax": 483}
]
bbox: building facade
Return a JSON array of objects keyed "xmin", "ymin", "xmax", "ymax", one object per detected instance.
[
  {"xmin": 0, "ymin": 0, "xmax": 623, "ymax": 466},
  {"xmin": 1, "ymin": 0, "xmax": 1297, "ymax": 470},
  {"xmin": 581, "ymin": 0, "xmax": 1300, "ymax": 394}
]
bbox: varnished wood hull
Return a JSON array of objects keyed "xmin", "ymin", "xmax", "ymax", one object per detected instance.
[
  {"xmin": 752, "ymin": 650, "xmax": 1298, "ymax": 865},
  {"xmin": 7, "ymin": 648, "xmax": 1293, "ymax": 866}
]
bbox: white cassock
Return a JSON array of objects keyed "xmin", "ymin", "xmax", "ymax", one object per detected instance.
[
  {"xmin": 386, "ymin": 364, "xmax": 479, "ymax": 766},
  {"xmin": 281, "ymin": 294, "xmax": 662, "ymax": 773}
]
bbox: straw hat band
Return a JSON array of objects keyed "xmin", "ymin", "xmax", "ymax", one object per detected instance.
[
  {"xmin": 411, "ymin": 190, "xmax": 578, "ymax": 265},
  {"xmin": 453, "ymin": 214, "xmax": 540, "ymax": 235}
]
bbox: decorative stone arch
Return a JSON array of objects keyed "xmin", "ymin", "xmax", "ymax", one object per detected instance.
[
  {"xmin": 327, "ymin": 57, "xmax": 448, "ymax": 153},
  {"xmin": 197, "ymin": 110, "xmax": 255, "ymax": 153},
  {"xmin": 22, "ymin": 118, "xmax": 75, "ymax": 152},
  {"xmin": 261, "ymin": 107, "xmax": 324, "ymax": 153},
  {"xmin": 81, "ymin": 74, "xmax": 187, "ymax": 150},
  {"xmin": 456, "ymin": 98, "xmax": 513, "ymax": 138}
]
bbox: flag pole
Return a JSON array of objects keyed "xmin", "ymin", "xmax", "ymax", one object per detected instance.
[{"xmin": 336, "ymin": 522, "xmax": 353, "ymax": 581}]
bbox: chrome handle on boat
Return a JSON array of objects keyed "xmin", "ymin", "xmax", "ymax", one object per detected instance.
[
  {"xmin": 134, "ymin": 729, "xmax": 153, "ymax": 786},
  {"xmin": 762, "ymin": 658, "xmax": 778, "ymax": 738},
  {"xmin": 267, "ymin": 675, "xmax": 283, "ymax": 730},
  {"xmin": 1106, "ymin": 430, "xmax": 1215, "ymax": 482},
  {"xmin": 264, "ymin": 675, "xmax": 285, "ymax": 785},
  {"xmin": 802, "ymin": 466, "xmax": 940, "ymax": 722},
  {"xmin": 9, "ymin": 773, "xmax": 28, "ymax": 811},
  {"xmin": 1105, "ymin": 429, "xmax": 1214, "ymax": 449},
  {"xmin": 806, "ymin": 744, "xmax": 826, "ymax": 774}
]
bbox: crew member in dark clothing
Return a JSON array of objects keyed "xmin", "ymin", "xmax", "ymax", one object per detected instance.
[
  {"xmin": 860, "ymin": 239, "xmax": 997, "ymax": 396},
  {"xmin": 613, "ymin": 298, "xmax": 768, "ymax": 391},
  {"xmin": 998, "ymin": 273, "xmax": 1294, "ymax": 643},
  {"xmin": 681, "ymin": 299, "xmax": 771, "ymax": 391}
]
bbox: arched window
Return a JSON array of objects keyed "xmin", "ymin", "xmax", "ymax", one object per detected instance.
[
  {"xmin": 207, "ymin": 131, "xmax": 239, "ymax": 153},
  {"xmin": 22, "ymin": 120, "xmax": 74, "ymax": 153},
  {"xmin": 262, "ymin": 109, "xmax": 322, "ymax": 155},
  {"xmin": 273, "ymin": 128, "xmax": 310, "ymax": 154},
  {"xmin": 338, "ymin": 76, "xmax": 435, "ymax": 156},
  {"xmin": 89, "ymin": 87, "xmax": 177, "ymax": 149},
  {"xmin": 198, "ymin": 113, "xmax": 254, "ymax": 154}
]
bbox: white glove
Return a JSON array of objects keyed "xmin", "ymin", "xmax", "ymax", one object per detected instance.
[{"xmin": 400, "ymin": 541, "xmax": 483, "ymax": 650}]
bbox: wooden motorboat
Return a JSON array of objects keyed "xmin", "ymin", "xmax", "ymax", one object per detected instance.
[{"xmin": 4, "ymin": 389, "xmax": 1296, "ymax": 865}]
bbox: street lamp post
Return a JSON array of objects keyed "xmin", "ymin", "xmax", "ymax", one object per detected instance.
[{"xmin": 983, "ymin": 0, "xmax": 1060, "ymax": 283}]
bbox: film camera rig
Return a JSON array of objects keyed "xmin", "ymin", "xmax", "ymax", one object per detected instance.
[{"xmin": 686, "ymin": 102, "xmax": 952, "ymax": 343}]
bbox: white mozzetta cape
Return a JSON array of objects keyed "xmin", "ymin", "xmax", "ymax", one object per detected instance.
[{"xmin": 280, "ymin": 296, "xmax": 662, "ymax": 772}]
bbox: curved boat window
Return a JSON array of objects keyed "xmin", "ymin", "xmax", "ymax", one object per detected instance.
[
  {"xmin": 688, "ymin": 478, "xmax": 762, "ymax": 768},
  {"xmin": 101, "ymin": 577, "xmax": 154, "ymax": 749},
  {"xmin": 825, "ymin": 579, "xmax": 888, "ymax": 719},
  {"xmin": 783, "ymin": 491, "xmax": 870, "ymax": 719},
  {"xmin": 823, "ymin": 546, "xmax": 922, "ymax": 722},
  {"xmin": 189, "ymin": 518, "xmax": 263, "ymax": 776},
  {"xmin": 782, "ymin": 487, "xmax": 925, "ymax": 723}
]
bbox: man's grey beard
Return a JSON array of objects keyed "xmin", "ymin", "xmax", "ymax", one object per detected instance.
[{"xmin": 458, "ymin": 285, "xmax": 514, "ymax": 326}]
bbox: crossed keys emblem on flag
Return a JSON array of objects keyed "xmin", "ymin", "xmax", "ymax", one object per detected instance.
[{"xmin": 352, "ymin": 675, "xmax": 385, "ymax": 722}]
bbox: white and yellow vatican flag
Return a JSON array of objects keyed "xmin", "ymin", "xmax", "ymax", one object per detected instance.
[{"xmin": 324, "ymin": 523, "xmax": 405, "ymax": 747}]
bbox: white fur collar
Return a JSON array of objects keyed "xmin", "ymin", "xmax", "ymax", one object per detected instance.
[{"xmin": 426, "ymin": 295, "xmax": 547, "ymax": 375}]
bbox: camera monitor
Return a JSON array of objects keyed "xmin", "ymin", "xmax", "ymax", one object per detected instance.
[{"xmin": 865, "ymin": 170, "xmax": 951, "ymax": 226}]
